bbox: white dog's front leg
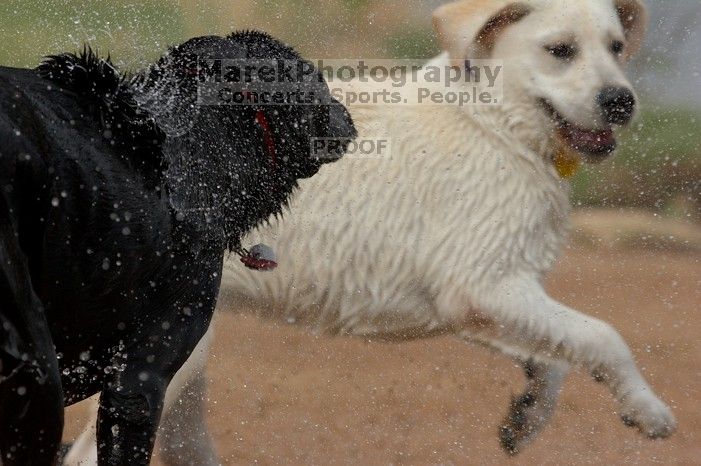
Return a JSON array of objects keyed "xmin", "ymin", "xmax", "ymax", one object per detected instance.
[
  {"xmin": 458, "ymin": 331, "xmax": 570, "ymax": 453},
  {"xmin": 464, "ymin": 276, "xmax": 676, "ymax": 438}
]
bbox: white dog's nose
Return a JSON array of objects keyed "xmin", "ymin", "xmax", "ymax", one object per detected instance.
[{"xmin": 597, "ymin": 86, "xmax": 636, "ymax": 125}]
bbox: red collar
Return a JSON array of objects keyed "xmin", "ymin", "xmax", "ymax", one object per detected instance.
[{"xmin": 255, "ymin": 110, "xmax": 277, "ymax": 169}]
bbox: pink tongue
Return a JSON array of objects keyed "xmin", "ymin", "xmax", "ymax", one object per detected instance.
[{"xmin": 563, "ymin": 126, "xmax": 615, "ymax": 152}]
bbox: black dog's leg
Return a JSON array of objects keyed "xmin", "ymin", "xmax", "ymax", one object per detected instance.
[
  {"xmin": 97, "ymin": 291, "xmax": 215, "ymax": 466},
  {"xmin": 97, "ymin": 368, "xmax": 167, "ymax": 466},
  {"xmin": 0, "ymin": 191, "xmax": 64, "ymax": 465}
]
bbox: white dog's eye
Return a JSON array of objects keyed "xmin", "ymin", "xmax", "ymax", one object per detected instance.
[
  {"xmin": 544, "ymin": 43, "xmax": 578, "ymax": 61},
  {"xmin": 610, "ymin": 40, "xmax": 625, "ymax": 56}
]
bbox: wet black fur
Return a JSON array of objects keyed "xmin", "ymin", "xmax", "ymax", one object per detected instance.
[
  {"xmin": 37, "ymin": 46, "xmax": 165, "ymax": 182},
  {"xmin": 0, "ymin": 31, "xmax": 355, "ymax": 465}
]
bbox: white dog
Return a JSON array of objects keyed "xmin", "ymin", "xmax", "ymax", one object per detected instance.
[{"xmin": 67, "ymin": 0, "xmax": 676, "ymax": 462}]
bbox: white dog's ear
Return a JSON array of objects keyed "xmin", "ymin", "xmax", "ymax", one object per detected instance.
[
  {"xmin": 615, "ymin": 0, "xmax": 648, "ymax": 59},
  {"xmin": 433, "ymin": 1, "xmax": 531, "ymax": 61}
]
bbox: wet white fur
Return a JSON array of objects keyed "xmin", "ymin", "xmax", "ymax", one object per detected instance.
[
  {"xmin": 223, "ymin": 0, "xmax": 675, "ymax": 444},
  {"xmin": 221, "ymin": 57, "xmax": 674, "ymax": 441}
]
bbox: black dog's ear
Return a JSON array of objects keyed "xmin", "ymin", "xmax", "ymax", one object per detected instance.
[{"xmin": 132, "ymin": 49, "xmax": 205, "ymax": 138}]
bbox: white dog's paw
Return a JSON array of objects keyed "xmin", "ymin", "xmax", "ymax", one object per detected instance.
[
  {"xmin": 499, "ymin": 392, "xmax": 555, "ymax": 455},
  {"xmin": 620, "ymin": 393, "xmax": 677, "ymax": 439}
]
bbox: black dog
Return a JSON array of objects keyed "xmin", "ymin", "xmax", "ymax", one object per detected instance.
[{"xmin": 0, "ymin": 31, "xmax": 355, "ymax": 465}]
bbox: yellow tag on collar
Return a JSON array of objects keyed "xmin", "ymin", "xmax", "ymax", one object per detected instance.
[{"xmin": 553, "ymin": 147, "xmax": 581, "ymax": 179}]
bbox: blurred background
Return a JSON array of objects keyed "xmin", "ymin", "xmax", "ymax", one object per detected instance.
[
  {"xmin": 0, "ymin": 0, "xmax": 699, "ymax": 217},
  {"xmin": 1, "ymin": 2, "xmax": 699, "ymax": 464}
]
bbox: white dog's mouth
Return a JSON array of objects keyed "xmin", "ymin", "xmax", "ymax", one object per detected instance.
[{"xmin": 540, "ymin": 100, "xmax": 617, "ymax": 159}]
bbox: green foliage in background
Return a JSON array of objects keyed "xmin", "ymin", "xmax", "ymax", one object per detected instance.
[
  {"xmin": 384, "ymin": 27, "xmax": 438, "ymax": 59},
  {"xmin": 340, "ymin": 0, "xmax": 372, "ymax": 12},
  {"xmin": 0, "ymin": 0, "xmax": 186, "ymax": 68}
]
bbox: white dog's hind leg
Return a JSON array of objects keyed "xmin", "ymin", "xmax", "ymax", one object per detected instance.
[
  {"xmin": 157, "ymin": 328, "xmax": 219, "ymax": 466},
  {"xmin": 498, "ymin": 359, "xmax": 568, "ymax": 455},
  {"xmin": 158, "ymin": 369, "xmax": 218, "ymax": 466},
  {"xmin": 457, "ymin": 276, "xmax": 676, "ymax": 439},
  {"xmin": 62, "ymin": 398, "xmax": 99, "ymax": 466}
]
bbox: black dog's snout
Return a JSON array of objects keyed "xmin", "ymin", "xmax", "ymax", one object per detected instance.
[
  {"xmin": 326, "ymin": 101, "xmax": 357, "ymax": 141},
  {"xmin": 597, "ymin": 86, "xmax": 636, "ymax": 125},
  {"xmin": 311, "ymin": 101, "xmax": 357, "ymax": 164}
]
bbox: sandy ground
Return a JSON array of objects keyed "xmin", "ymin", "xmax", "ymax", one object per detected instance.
[{"xmin": 65, "ymin": 245, "xmax": 700, "ymax": 465}]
